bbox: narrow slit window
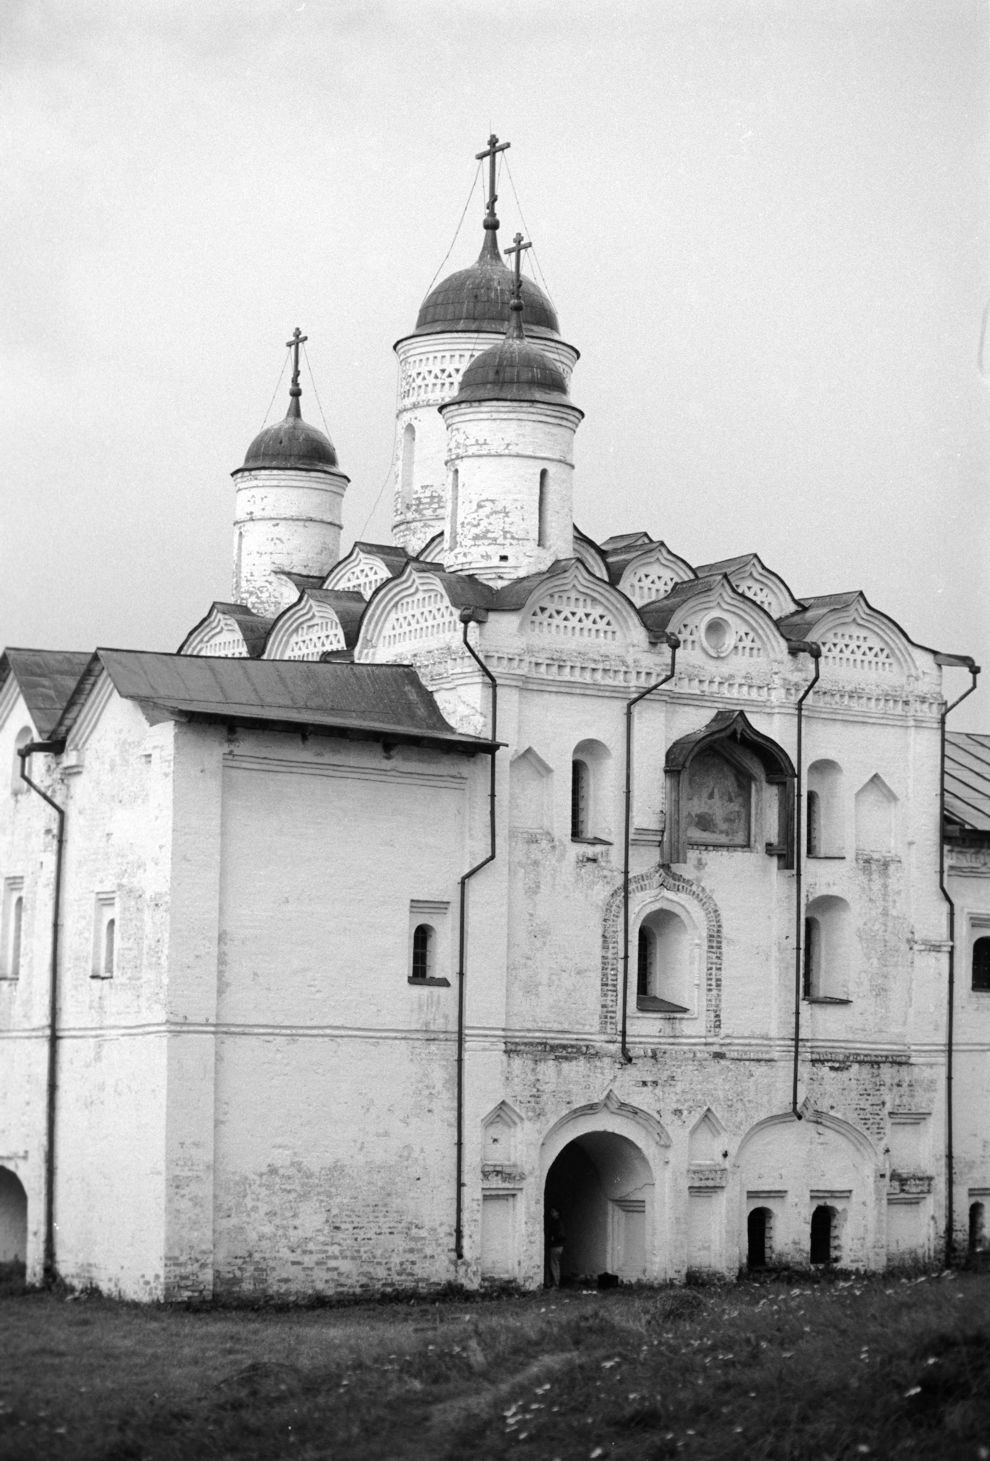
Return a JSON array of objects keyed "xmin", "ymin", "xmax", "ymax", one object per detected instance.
[
  {"xmin": 806, "ymin": 790, "xmax": 821, "ymax": 856},
  {"xmin": 973, "ymin": 936, "xmax": 990, "ymax": 992},
  {"xmin": 411, "ymin": 923, "xmax": 434, "ymax": 982},
  {"xmin": 571, "ymin": 759, "xmax": 589, "ymax": 838},
  {"xmin": 9, "ymin": 897, "xmax": 22, "ymax": 979},
  {"xmin": 103, "ymin": 918, "xmax": 116, "ymax": 978},
  {"xmin": 538, "ymin": 468, "xmax": 549, "ymax": 547}
]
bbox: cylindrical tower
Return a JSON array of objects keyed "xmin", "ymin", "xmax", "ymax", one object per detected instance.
[
  {"xmin": 390, "ymin": 139, "xmax": 578, "ymax": 555},
  {"xmin": 439, "ymin": 290, "xmax": 583, "ymax": 586},
  {"xmin": 231, "ymin": 335, "xmax": 349, "ymax": 618}
]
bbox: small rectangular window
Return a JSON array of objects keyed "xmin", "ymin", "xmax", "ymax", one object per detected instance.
[
  {"xmin": 973, "ymin": 929, "xmax": 990, "ymax": 992},
  {"xmin": 92, "ymin": 893, "xmax": 117, "ymax": 980}
]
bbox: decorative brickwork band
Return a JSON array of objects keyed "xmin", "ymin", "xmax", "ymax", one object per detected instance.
[{"xmin": 600, "ymin": 865, "xmax": 723, "ymax": 1037}]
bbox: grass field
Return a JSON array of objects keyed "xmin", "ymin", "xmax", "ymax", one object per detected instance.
[{"xmin": 1, "ymin": 1268, "xmax": 988, "ymax": 1459}]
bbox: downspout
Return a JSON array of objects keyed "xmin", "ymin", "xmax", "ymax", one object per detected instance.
[
  {"xmin": 19, "ymin": 738, "xmax": 67, "ymax": 1287},
  {"xmin": 620, "ymin": 634, "xmax": 679, "ymax": 1063},
  {"xmin": 454, "ymin": 609, "xmax": 498, "ymax": 1261},
  {"xmin": 936, "ymin": 655, "xmax": 979, "ymax": 1266},
  {"xmin": 787, "ymin": 641, "xmax": 821, "ymax": 1117}
]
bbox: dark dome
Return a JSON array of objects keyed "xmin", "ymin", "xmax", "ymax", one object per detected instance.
[
  {"xmin": 414, "ymin": 231, "xmax": 560, "ymax": 339},
  {"xmin": 241, "ymin": 401, "xmax": 338, "ymax": 473},
  {"xmin": 449, "ymin": 326, "xmax": 570, "ymax": 407}
]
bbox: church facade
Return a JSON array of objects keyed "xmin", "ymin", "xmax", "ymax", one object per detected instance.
[{"xmin": 1, "ymin": 140, "xmax": 988, "ymax": 1299}]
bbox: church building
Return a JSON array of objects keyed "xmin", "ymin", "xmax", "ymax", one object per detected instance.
[{"xmin": 1, "ymin": 137, "xmax": 988, "ymax": 1298}]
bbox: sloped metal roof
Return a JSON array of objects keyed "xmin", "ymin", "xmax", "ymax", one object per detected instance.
[
  {"xmin": 0, "ymin": 649, "xmax": 91, "ymax": 737},
  {"xmin": 83, "ymin": 650, "xmax": 492, "ymax": 753},
  {"xmin": 945, "ymin": 732, "xmax": 990, "ymax": 833}
]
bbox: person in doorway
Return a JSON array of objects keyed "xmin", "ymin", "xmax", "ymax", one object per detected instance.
[{"xmin": 546, "ymin": 1207, "xmax": 565, "ymax": 1287}]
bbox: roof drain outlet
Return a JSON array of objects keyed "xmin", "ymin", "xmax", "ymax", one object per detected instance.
[
  {"xmin": 620, "ymin": 635, "xmax": 679, "ymax": 1064},
  {"xmin": 454, "ymin": 608, "xmax": 498, "ymax": 1263}
]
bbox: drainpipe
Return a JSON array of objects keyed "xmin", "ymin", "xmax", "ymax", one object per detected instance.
[
  {"xmin": 454, "ymin": 609, "xmax": 498, "ymax": 1261},
  {"xmin": 935, "ymin": 655, "xmax": 979, "ymax": 1266},
  {"xmin": 19, "ymin": 738, "xmax": 67, "ymax": 1287},
  {"xmin": 787, "ymin": 641, "xmax": 821, "ymax": 1117},
  {"xmin": 620, "ymin": 634, "xmax": 679, "ymax": 1063}
]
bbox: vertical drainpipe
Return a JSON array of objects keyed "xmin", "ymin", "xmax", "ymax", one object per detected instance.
[
  {"xmin": 787, "ymin": 641, "xmax": 821, "ymax": 1117},
  {"xmin": 19, "ymin": 739, "xmax": 67, "ymax": 1287},
  {"xmin": 620, "ymin": 634, "xmax": 679, "ymax": 1063},
  {"xmin": 935, "ymin": 656, "xmax": 979, "ymax": 1266},
  {"xmin": 454, "ymin": 609, "xmax": 498, "ymax": 1262}
]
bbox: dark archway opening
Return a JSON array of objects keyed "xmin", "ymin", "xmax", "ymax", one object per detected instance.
[
  {"xmin": 544, "ymin": 1132, "xmax": 652, "ymax": 1286},
  {"xmin": 969, "ymin": 1202, "xmax": 985, "ymax": 1257},
  {"xmin": 747, "ymin": 1207, "xmax": 772, "ymax": 1270},
  {"xmin": 0, "ymin": 1167, "xmax": 27, "ymax": 1276},
  {"xmin": 810, "ymin": 1204, "xmax": 835, "ymax": 1264}
]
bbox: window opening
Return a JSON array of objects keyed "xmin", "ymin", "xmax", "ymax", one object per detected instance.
[
  {"xmin": 747, "ymin": 1207, "xmax": 772, "ymax": 1269},
  {"xmin": 803, "ymin": 917, "xmax": 818, "ymax": 998},
  {"xmin": 637, "ymin": 926, "xmax": 654, "ymax": 998},
  {"xmin": 571, "ymin": 759, "xmax": 589, "ymax": 839},
  {"xmin": 538, "ymin": 468, "xmax": 549, "ymax": 547},
  {"xmin": 973, "ymin": 936, "xmax": 990, "ymax": 992},
  {"xmin": 969, "ymin": 1201, "xmax": 986, "ymax": 1255},
  {"xmin": 9, "ymin": 897, "xmax": 22, "ymax": 979},
  {"xmin": 102, "ymin": 918, "xmax": 116, "ymax": 978},
  {"xmin": 810, "ymin": 1205, "xmax": 836, "ymax": 1264},
  {"xmin": 449, "ymin": 467, "xmax": 459, "ymax": 551},
  {"xmin": 411, "ymin": 923, "xmax": 434, "ymax": 981},
  {"xmin": 401, "ymin": 423, "xmax": 415, "ymax": 505},
  {"xmin": 806, "ymin": 790, "xmax": 821, "ymax": 856}
]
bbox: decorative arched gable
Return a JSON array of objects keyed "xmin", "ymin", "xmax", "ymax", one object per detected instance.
[
  {"xmin": 617, "ymin": 542, "xmax": 696, "ymax": 607},
  {"xmin": 736, "ymin": 1109, "xmax": 880, "ymax": 1167},
  {"xmin": 323, "ymin": 546, "xmax": 399, "ymax": 599},
  {"xmin": 572, "ymin": 528, "xmax": 610, "ymax": 580},
  {"xmin": 664, "ymin": 710, "xmax": 796, "ymax": 866},
  {"xmin": 803, "ymin": 596, "xmax": 920, "ymax": 680},
  {"xmin": 601, "ymin": 865, "xmax": 724, "ymax": 1037},
  {"xmin": 355, "ymin": 565, "xmax": 469, "ymax": 661},
  {"xmin": 665, "ymin": 578, "xmax": 787, "ymax": 665},
  {"xmin": 693, "ymin": 554, "xmax": 800, "ymax": 619},
  {"xmin": 520, "ymin": 560, "xmax": 648, "ymax": 650},
  {"xmin": 541, "ymin": 1089, "xmax": 672, "ymax": 1178},
  {"xmin": 263, "ymin": 593, "xmax": 347, "ymax": 660},
  {"xmin": 180, "ymin": 604, "xmax": 259, "ymax": 658}
]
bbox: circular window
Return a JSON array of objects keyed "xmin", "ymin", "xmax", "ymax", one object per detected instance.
[{"xmin": 702, "ymin": 615, "xmax": 734, "ymax": 657}]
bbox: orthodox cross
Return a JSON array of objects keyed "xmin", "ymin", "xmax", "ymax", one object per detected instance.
[
  {"xmin": 475, "ymin": 133, "xmax": 510, "ymax": 217},
  {"xmin": 505, "ymin": 232, "xmax": 531, "ymax": 298},
  {"xmin": 286, "ymin": 327, "xmax": 308, "ymax": 392}
]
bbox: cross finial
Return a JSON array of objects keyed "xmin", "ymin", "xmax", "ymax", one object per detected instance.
[
  {"xmin": 285, "ymin": 327, "xmax": 308, "ymax": 418},
  {"xmin": 475, "ymin": 132, "xmax": 510, "ymax": 228},
  {"xmin": 505, "ymin": 232, "xmax": 531, "ymax": 298}
]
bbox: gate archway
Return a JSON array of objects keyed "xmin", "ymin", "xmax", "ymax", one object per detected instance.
[
  {"xmin": 0, "ymin": 1167, "xmax": 27, "ymax": 1267},
  {"xmin": 544, "ymin": 1129, "xmax": 654, "ymax": 1284}
]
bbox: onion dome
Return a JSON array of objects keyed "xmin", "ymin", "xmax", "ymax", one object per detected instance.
[
  {"xmin": 242, "ymin": 393, "xmax": 338, "ymax": 472},
  {"xmin": 414, "ymin": 228, "xmax": 560, "ymax": 340},
  {"xmin": 449, "ymin": 293, "xmax": 571, "ymax": 407},
  {"xmin": 241, "ymin": 341, "xmax": 338, "ymax": 472}
]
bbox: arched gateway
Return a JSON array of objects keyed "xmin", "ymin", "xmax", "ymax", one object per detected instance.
[
  {"xmin": 541, "ymin": 1093, "xmax": 668, "ymax": 1284},
  {"xmin": 0, "ymin": 1167, "xmax": 27, "ymax": 1268}
]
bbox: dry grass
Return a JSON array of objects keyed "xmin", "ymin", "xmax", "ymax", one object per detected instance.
[{"xmin": 1, "ymin": 1268, "xmax": 989, "ymax": 1459}]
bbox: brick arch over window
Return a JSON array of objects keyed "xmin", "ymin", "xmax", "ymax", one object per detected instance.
[
  {"xmin": 664, "ymin": 710, "xmax": 796, "ymax": 866},
  {"xmin": 601, "ymin": 866, "xmax": 723, "ymax": 1037}
]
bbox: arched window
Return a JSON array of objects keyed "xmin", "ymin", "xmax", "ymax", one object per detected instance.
[
  {"xmin": 9, "ymin": 897, "xmax": 22, "ymax": 980},
  {"xmin": 637, "ymin": 907, "xmax": 691, "ymax": 1012},
  {"xmin": 810, "ymin": 1204, "xmax": 837, "ymax": 1264},
  {"xmin": 538, "ymin": 468, "xmax": 550, "ymax": 548},
  {"xmin": 448, "ymin": 467, "xmax": 459, "ymax": 551},
  {"xmin": 11, "ymin": 727, "xmax": 32, "ymax": 795},
  {"xmin": 570, "ymin": 740, "xmax": 612, "ymax": 842},
  {"xmin": 400, "ymin": 423, "xmax": 415, "ymax": 505},
  {"xmin": 807, "ymin": 760, "xmax": 843, "ymax": 857},
  {"xmin": 803, "ymin": 896, "xmax": 852, "ymax": 1002},
  {"xmin": 972, "ymin": 936, "xmax": 990, "ymax": 992},
  {"xmin": 410, "ymin": 923, "xmax": 434, "ymax": 982},
  {"xmin": 747, "ymin": 1207, "xmax": 773, "ymax": 1269},
  {"xmin": 969, "ymin": 1201, "xmax": 986, "ymax": 1255}
]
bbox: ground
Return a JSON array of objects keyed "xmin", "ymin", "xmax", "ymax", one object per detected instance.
[{"xmin": 2, "ymin": 1268, "xmax": 989, "ymax": 1459}]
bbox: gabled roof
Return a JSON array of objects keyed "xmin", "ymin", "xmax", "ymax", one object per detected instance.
[
  {"xmin": 0, "ymin": 649, "xmax": 91, "ymax": 738},
  {"xmin": 178, "ymin": 602, "xmax": 274, "ymax": 658},
  {"xmin": 266, "ymin": 589, "xmax": 367, "ymax": 652},
  {"xmin": 636, "ymin": 575, "xmax": 726, "ymax": 634},
  {"xmin": 944, "ymin": 732, "xmax": 990, "ymax": 834},
  {"xmin": 52, "ymin": 650, "xmax": 492, "ymax": 755},
  {"xmin": 776, "ymin": 593, "xmax": 862, "ymax": 641}
]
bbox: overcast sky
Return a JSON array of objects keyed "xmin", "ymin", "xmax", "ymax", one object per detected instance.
[{"xmin": 3, "ymin": 0, "xmax": 988, "ymax": 725}]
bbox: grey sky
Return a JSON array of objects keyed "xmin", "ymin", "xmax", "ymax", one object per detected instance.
[{"xmin": 2, "ymin": 0, "xmax": 988, "ymax": 724}]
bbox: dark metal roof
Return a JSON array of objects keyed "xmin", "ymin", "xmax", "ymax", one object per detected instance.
[
  {"xmin": 266, "ymin": 589, "xmax": 366, "ymax": 651},
  {"xmin": 776, "ymin": 593, "xmax": 861, "ymax": 641},
  {"xmin": 80, "ymin": 650, "xmax": 492, "ymax": 753},
  {"xmin": 945, "ymin": 733, "xmax": 990, "ymax": 834},
  {"xmin": 411, "ymin": 228, "xmax": 560, "ymax": 340},
  {"xmin": 637, "ymin": 575, "xmax": 727, "ymax": 631},
  {"xmin": 177, "ymin": 603, "xmax": 274, "ymax": 658},
  {"xmin": 445, "ymin": 302, "xmax": 576, "ymax": 409},
  {"xmin": 600, "ymin": 532, "xmax": 653, "ymax": 552},
  {"xmin": 236, "ymin": 390, "xmax": 340, "ymax": 475},
  {"xmin": 0, "ymin": 649, "xmax": 91, "ymax": 737},
  {"xmin": 666, "ymin": 709, "xmax": 796, "ymax": 780}
]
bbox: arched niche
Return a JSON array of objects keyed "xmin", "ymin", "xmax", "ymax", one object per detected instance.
[
  {"xmin": 855, "ymin": 774, "xmax": 897, "ymax": 855},
  {"xmin": 0, "ymin": 1167, "xmax": 27, "ymax": 1265},
  {"xmin": 509, "ymin": 747, "xmax": 553, "ymax": 832},
  {"xmin": 807, "ymin": 759, "xmax": 844, "ymax": 857}
]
